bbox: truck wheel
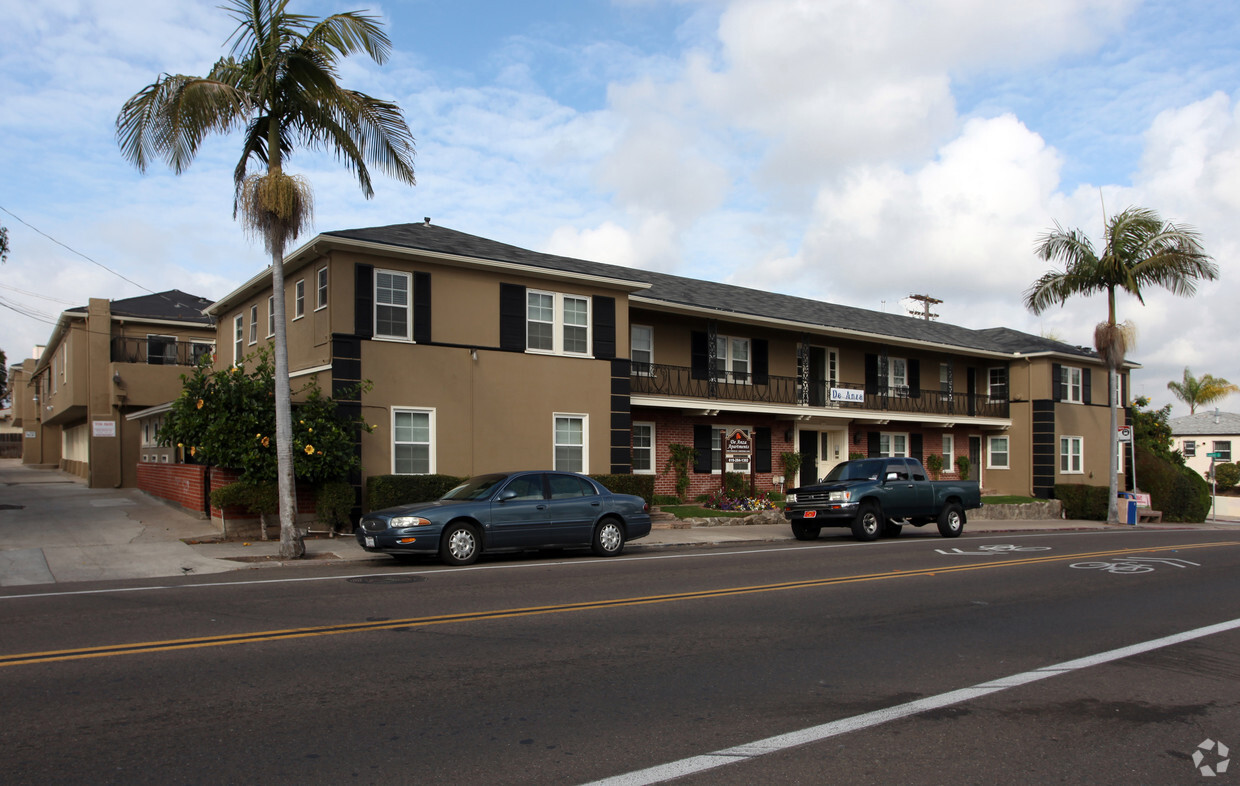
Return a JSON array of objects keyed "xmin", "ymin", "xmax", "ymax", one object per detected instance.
[
  {"xmin": 791, "ymin": 521, "xmax": 821, "ymax": 541},
  {"xmin": 851, "ymin": 502, "xmax": 882, "ymax": 541},
  {"xmin": 883, "ymin": 520, "xmax": 903, "ymax": 538},
  {"xmin": 937, "ymin": 504, "xmax": 965, "ymax": 538}
]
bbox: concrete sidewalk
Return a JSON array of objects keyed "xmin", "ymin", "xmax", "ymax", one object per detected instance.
[{"xmin": 1, "ymin": 460, "xmax": 1233, "ymax": 586}]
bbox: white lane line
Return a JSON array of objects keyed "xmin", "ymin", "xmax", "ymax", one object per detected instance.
[{"xmin": 584, "ymin": 617, "xmax": 1240, "ymax": 786}]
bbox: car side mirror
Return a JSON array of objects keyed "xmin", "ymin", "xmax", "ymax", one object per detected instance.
[
  {"xmin": 498, "ymin": 489, "xmax": 518, "ymax": 502},
  {"xmin": 884, "ymin": 472, "xmax": 900, "ymax": 482}
]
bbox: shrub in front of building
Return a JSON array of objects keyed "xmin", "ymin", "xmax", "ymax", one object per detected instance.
[
  {"xmin": 1136, "ymin": 447, "xmax": 1210, "ymax": 522},
  {"xmin": 366, "ymin": 474, "xmax": 467, "ymax": 512},
  {"xmin": 591, "ymin": 473, "xmax": 654, "ymax": 506},
  {"xmin": 1053, "ymin": 484, "xmax": 1110, "ymax": 520}
]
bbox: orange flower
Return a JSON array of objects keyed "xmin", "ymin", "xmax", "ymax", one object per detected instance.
[
  {"xmin": 189, "ymin": 446, "xmax": 197, "ymax": 457},
  {"xmin": 304, "ymin": 444, "xmax": 315, "ymax": 455},
  {"xmin": 196, "ymin": 399, "xmax": 204, "ymax": 409},
  {"xmin": 261, "ymin": 436, "xmax": 271, "ymax": 448}
]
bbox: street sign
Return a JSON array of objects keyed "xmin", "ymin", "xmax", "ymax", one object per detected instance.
[
  {"xmin": 1207, "ymin": 451, "xmax": 1224, "ymax": 459},
  {"xmin": 1117, "ymin": 426, "xmax": 1132, "ymax": 442}
]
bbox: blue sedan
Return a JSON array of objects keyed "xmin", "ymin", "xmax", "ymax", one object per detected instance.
[{"xmin": 356, "ymin": 471, "xmax": 653, "ymax": 565}]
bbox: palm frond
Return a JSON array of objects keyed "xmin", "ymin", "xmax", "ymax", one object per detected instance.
[{"xmin": 116, "ymin": 73, "xmax": 248, "ymax": 173}]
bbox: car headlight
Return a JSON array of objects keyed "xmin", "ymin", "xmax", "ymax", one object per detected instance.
[
  {"xmin": 786, "ymin": 493, "xmax": 797, "ymax": 504},
  {"xmin": 828, "ymin": 490, "xmax": 852, "ymax": 502},
  {"xmin": 390, "ymin": 516, "xmax": 432, "ymax": 528}
]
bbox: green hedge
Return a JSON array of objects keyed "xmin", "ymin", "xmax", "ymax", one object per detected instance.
[
  {"xmin": 366, "ymin": 474, "xmax": 466, "ymax": 512},
  {"xmin": 1135, "ymin": 448, "xmax": 1210, "ymax": 522},
  {"xmin": 591, "ymin": 473, "xmax": 655, "ymax": 505},
  {"xmin": 1054, "ymin": 484, "xmax": 1110, "ymax": 521}
]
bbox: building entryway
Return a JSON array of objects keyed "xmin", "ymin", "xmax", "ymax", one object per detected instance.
[{"xmin": 798, "ymin": 429, "xmax": 847, "ymax": 486}]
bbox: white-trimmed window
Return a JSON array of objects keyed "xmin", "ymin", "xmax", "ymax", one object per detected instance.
[
  {"xmin": 267, "ymin": 296, "xmax": 275, "ymax": 337},
  {"xmin": 1060, "ymin": 436, "xmax": 1083, "ymax": 474},
  {"xmin": 554, "ymin": 414, "xmax": 587, "ymax": 472},
  {"xmin": 1215, "ymin": 441, "xmax": 1233, "ymax": 462},
  {"xmin": 249, "ymin": 305, "xmax": 258, "ymax": 345},
  {"xmin": 294, "ymin": 280, "xmax": 305, "ymax": 319},
  {"xmin": 714, "ymin": 336, "xmax": 751, "ymax": 384},
  {"xmin": 1059, "ymin": 366, "xmax": 1083, "ymax": 403},
  {"xmin": 631, "ymin": 325, "xmax": 653, "ymax": 376},
  {"xmin": 375, "ymin": 270, "xmax": 411, "ymax": 340},
  {"xmin": 888, "ymin": 357, "xmax": 908, "ymax": 397},
  {"xmin": 191, "ymin": 342, "xmax": 214, "ymax": 366},
  {"xmin": 528, "ymin": 290, "xmax": 591, "ymax": 356},
  {"xmin": 316, "ymin": 266, "xmax": 328, "ymax": 310},
  {"xmin": 632, "ymin": 422, "xmax": 655, "ymax": 473},
  {"xmin": 233, "ymin": 314, "xmax": 244, "ymax": 364},
  {"xmin": 988, "ymin": 367, "xmax": 1008, "ymax": 402},
  {"xmin": 942, "ymin": 434, "xmax": 955, "ymax": 470},
  {"xmin": 879, "ymin": 432, "xmax": 909, "ymax": 458},
  {"xmin": 1183, "ymin": 440, "xmax": 1196, "ymax": 457},
  {"xmin": 392, "ymin": 408, "xmax": 434, "ymax": 474},
  {"xmin": 988, "ymin": 436, "xmax": 1010, "ymax": 469}
]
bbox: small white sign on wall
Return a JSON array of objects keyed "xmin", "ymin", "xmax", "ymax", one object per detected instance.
[
  {"xmin": 92, "ymin": 420, "xmax": 117, "ymax": 438},
  {"xmin": 25, "ymin": 431, "xmax": 36, "ymax": 439}
]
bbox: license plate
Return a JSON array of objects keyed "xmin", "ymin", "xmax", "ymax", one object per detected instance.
[
  {"xmin": 803, "ymin": 511, "xmax": 816, "ymax": 519},
  {"xmin": 365, "ymin": 536, "xmax": 376, "ymax": 547}
]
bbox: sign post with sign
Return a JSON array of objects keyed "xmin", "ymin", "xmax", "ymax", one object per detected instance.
[{"xmin": 722, "ymin": 428, "xmax": 754, "ymax": 497}]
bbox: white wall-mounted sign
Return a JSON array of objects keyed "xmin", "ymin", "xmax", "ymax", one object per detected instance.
[
  {"xmin": 830, "ymin": 388, "xmax": 865, "ymax": 403},
  {"xmin": 92, "ymin": 420, "xmax": 117, "ymax": 438}
]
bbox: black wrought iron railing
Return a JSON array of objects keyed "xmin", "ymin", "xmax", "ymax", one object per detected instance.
[
  {"xmin": 111, "ymin": 336, "xmax": 214, "ymax": 366},
  {"xmin": 630, "ymin": 363, "xmax": 1008, "ymax": 418}
]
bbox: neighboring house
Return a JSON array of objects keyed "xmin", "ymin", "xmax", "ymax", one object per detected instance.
[
  {"xmin": 14, "ymin": 291, "xmax": 215, "ymax": 488},
  {"xmin": 197, "ymin": 220, "xmax": 1127, "ymax": 504},
  {"xmin": 1170, "ymin": 410, "xmax": 1240, "ymax": 478}
]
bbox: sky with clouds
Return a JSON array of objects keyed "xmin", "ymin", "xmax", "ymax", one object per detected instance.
[{"xmin": 1, "ymin": 0, "xmax": 1237, "ymax": 415}]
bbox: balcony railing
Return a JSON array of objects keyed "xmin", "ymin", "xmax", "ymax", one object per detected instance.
[
  {"xmin": 111, "ymin": 336, "xmax": 214, "ymax": 367},
  {"xmin": 630, "ymin": 363, "xmax": 1009, "ymax": 419}
]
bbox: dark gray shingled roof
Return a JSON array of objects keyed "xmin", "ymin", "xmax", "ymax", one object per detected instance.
[
  {"xmin": 66, "ymin": 290, "xmax": 215, "ymax": 325},
  {"xmin": 1170, "ymin": 411, "xmax": 1240, "ymax": 436},
  {"xmin": 326, "ymin": 222, "xmax": 1097, "ymax": 360}
]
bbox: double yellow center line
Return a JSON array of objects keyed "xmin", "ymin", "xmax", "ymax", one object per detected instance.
[{"xmin": 3, "ymin": 541, "xmax": 1234, "ymax": 668}]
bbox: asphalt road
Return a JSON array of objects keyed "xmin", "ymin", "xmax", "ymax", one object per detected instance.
[{"xmin": 1, "ymin": 529, "xmax": 1238, "ymax": 785}]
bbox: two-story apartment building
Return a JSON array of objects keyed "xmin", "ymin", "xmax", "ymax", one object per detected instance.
[
  {"xmin": 14, "ymin": 291, "xmax": 215, "ymax": 488},
  {"xmin": 1170, "ymin": 410, "xmax": 1239, "ymax": 479},
  {"xmin": 201, "ymin": 220, "xmax": 1125, "ymax": 504}
]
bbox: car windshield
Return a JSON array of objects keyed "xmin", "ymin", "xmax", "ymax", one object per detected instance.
[
  {"xmin": 441, "ymin": 474, "xmax": 508, "ymax": 501},
  {"xmin": 822, "ymin": 459, "xmax": 887, "ymax": 482}
]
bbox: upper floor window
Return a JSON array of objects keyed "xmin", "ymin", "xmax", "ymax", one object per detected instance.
[
  {"xmin": 1183, "ymin": 440, "xmax": 1196, "ymax": 457},
  {"xmin": 1059, "ymin": 366, "xmax": 1083, "ymax": 403},
  {"xmin": 1060, "ymin": 436, "xmax": 1083, "ymax": 474},
  {"xmin": 714, "ymin": 336, "xmax": 750, "ymax": 384},
  {"xmin": 316, "ymin": 267, "xmax": 328, "ymax": 310},
  {"xmin": 233, "ymin": 315, "xmax": 244, "ymax": 364},
  {"xmin": 267, "ymin": 296, "xmax": 275, "ymax": 337},
  {"xmin": 631, "ymin": 325, "xmax": 653, "ymax": 375},
  {"xmin": 528, "ymin": 290, "xmax": 591, "ymax": 356},
  {"xmin": 888, "ymin": 357, "xmax": 908, "ymax": 397},
  {"xmin": 191, "ymin": 342, "xmax": 214, "ymax": 366},
  {"xmin": 375, "ymin": 270, "xmax": 411, "ymax": 340},
  {"xmin": 1215, "ymin": 441, "xmax": 1232, "ymax": 462},
  {"xmin": 989, "ymin": 367, "xmax": 1008, "ymax": 402},
  {"xmin": 294, "ymin": 280, "xmax": 305, "ymax": 319},
  {"xmin": 147, "ymin": 335, "xmax": 176, "ymax": 365},
  {"xmin": 249, "ymin": 305, "xmax": 258, "ymax": 345}
]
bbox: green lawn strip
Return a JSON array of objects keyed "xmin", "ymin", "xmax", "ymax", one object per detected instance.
[{"xmin": 981, "ymin": 495, "xmax": 1039, "ymax": 505}]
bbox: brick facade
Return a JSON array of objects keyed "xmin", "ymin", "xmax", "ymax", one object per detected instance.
[{"xmin": 137, "ymin": 461, "xmax": 316, "ymax": 523}]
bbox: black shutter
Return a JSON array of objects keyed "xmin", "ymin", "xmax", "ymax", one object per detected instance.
[
  {"xmin": 753, "ymin": 339, "xmax": 769, "ymax": 385},
  {"xmin": 693, "ymin": 424, "xmax": 713, "ymax": 474},
  {"xmin": 1052, "ymin": 364, "xmax": 1062, "ymax": 401},
  {"xmin": 413, "ymin": 272, "xmax": 431, "ymax": 343},
  {"xmin": 755, "ymin": 427, "xmax": 771, "ymax": 473},
  {"xmin": 354, "ymin": 264, "xmax": 374, "ymax": 338},
  {"xmin": 865, "ymin": 354, "xmax": 879, "ymax": 394},
  {"xmin": 1082, "ymin": 368, "xmax": 1092, "ymax": 405},
  {"xmin": 908, "ymin": 359, "xmax": 921, "ymax": 398},
  {"xmin": 499, "ymin": 283, "xmax": 526, "ymax": 351},
  {"xmin": 910, "ymin": 433, "xmax": 923, "ymax": 462},
  {"xmin": 593, "ymin": 296, "xmax": 615, "ymax": 359},
  {"xmin": 691, "ymin": 331, "xmax": 708, "ymax": 380},
  {"xmin": 868, "ymin": 431, "xmax": 881, "ymax": 458}
]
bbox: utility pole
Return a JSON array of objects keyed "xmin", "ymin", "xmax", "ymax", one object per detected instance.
[{"xmin": 907, "ymin": 294, "xmax": 942, "ymax": 321}]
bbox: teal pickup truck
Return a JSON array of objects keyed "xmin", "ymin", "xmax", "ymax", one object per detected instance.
[{"xmin": 784, "ymin": 457, "xmax": 981, "ymax": 541}]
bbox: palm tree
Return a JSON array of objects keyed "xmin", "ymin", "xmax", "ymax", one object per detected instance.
[
  {"xmin": 1167, "ymin": 368, "xmax": 1239, "ymax": 415},
  {"xmin": 1024, "ymin": 206, "xmax": 1217, "ymax": 523},
  {"xmin": 117, "ymin": 0, "xmax": 415, "ymax": 557}
]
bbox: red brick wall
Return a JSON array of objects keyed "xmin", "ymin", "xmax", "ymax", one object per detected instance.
[{"xmin": 138, "ymin": 462, "xmax": 316, "ymax": 519}]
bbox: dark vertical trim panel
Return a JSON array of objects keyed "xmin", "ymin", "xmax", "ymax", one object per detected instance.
[
  {"xmin": 1052, "ymin": 364, "xmax": 1063, "ymax": 402},
  {"xmin": 755, "ymin": 427, "xmax": 771, "ymax": 473},
  {"xmin": 690, "ymin": 331, "xmax": 708, "ymax": 380},
  {"xmin": 354, "ymin": 264, "xmax": 374, "ymax": 338},
  {"xmin": 864, "ymin": 354, "xmax": 879, "ymax": 395},
  {"xmin": 753, "ymin": 339, "xmax": 769, "ymax": 386},
  {"xmin": 609, "ymin": 358, "xmax": 631, "ymax": 473},
  {"xmin": 1032, "ymin": 400, "xmax": 1056, "ymax": 499},
  {"xmin": 593, "ymin": 296, "xmax": 615, "ymax": 359},
  {"xmin": 412, "ymin": 272, "xmax": 431, "ymax": 343},
  {"xmin": 499, "ymin": 283, "xmax": 526, "ymax": 352},
  {"xmin": 910, "ymin": 433, "xmax": 923, "ymax": 462},
  {"xmin": 867, "ymin": 431, "xmax": 881, "ymax": 458},
  {"xmin": 908, "ymin": 359, "xmax": 921, "ymax": 398},
  {"xmin": 694, "ymin": 424, "xmax": 713, "ymax": 474},
  {"xmin": 1082, "ymin": 367, "xmax": 1092, "ymax": 405}
]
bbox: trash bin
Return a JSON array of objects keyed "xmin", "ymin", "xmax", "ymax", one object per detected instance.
[{"xmin": 1118, "ymin": 492, "xmax": 1137, "ymax": 525}]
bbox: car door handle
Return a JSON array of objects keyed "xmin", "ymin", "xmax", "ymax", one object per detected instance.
[
  {"xmin": 592, "ymin": 501, "xmax": 600, "ymax": 506},
  {"xmin": 536, "ymin": 504, "xmax": 547, "ymax": 510}
]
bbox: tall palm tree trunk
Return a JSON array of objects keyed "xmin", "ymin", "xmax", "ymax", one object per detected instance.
[{"xmin": 271, "ymin": 241, "xmax": 302, "ymax": 558}]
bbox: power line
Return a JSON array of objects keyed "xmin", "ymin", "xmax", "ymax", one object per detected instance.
[{"xmin": 0, "ymin": 205, "xmax": 153, "ymax": 294}]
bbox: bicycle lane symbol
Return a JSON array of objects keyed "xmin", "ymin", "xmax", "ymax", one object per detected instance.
[
  {"xmin": 936, "ymin": 544, "xmax": 1053, "ymax": 556},
  {"xmin": 1070, "ymin": 558, "xmax": 1200, "ymax": 574}
]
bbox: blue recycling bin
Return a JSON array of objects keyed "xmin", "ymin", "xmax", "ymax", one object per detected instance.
[{"xmin": 1117, "ymin": 492, "xmax": 1137, "ymax": 525}]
